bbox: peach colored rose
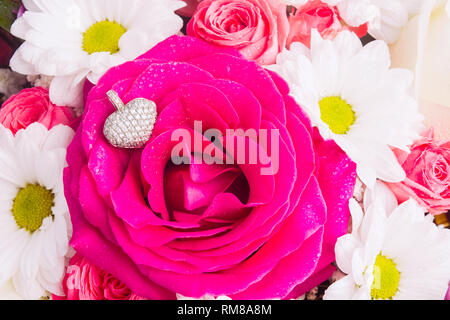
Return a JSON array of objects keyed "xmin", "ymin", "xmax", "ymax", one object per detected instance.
[
  {"xmin": 387, "ymin": 130, "xmax": 450, "ymax": 215},
  {"xmin": 287, "ymin": 0, "xmax": 367, "ymax": 48},
  {"xmin": 0, "ymin": 87, "xmax": 75, "ymax": 134},
  {"xmin": 54, "ymin": 253, "xmax": 146, "ymax": 300},
  {"xmin": 187, "ymin": 0, "xmax": 289, "ymax": 65}
]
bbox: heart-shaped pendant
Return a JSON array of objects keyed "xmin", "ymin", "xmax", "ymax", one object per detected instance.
[{"xmin": 103, "ymin": 90, "xmax": 157, "ymax": 149}]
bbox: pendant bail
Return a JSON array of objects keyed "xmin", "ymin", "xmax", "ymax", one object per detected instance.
[{"xmin": 107, "ymin": 90, "xmax": 125, "ymax": 110}]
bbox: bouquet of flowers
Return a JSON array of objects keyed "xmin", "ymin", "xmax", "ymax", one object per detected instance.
[{"xmin": 0, "ymin": 0, "xmax": 449, "ymax": 301}]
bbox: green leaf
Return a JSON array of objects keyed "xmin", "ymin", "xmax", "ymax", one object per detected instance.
[{"xmin": 0, "ymin": 0, "xmax": 21, "ymax": 32}]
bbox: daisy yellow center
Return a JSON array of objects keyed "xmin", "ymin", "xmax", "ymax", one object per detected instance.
[
  {"xmin": 82, "ymin": 20, "xmax": 126, "ymax": 54},
  {"xmin": 371, "ymin": 254, "xmax": 400, "ymax": 300},
  {"xmin": 319, "ymin": 96, "xmax": 356, "ymax": 135},
  {"xmin": 12, "ymin": 184, "xmax": 55, "ymax": 233}
]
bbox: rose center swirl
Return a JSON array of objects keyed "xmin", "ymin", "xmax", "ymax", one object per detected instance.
[{"xmin": 164, "ymin": 162, "xmax": 250, "ymax": 223}]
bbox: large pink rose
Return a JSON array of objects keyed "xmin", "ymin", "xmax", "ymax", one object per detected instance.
[
  {"xmin": 187, "ymin": 0, "xmax": 289, "ymax": 65},
  {"xmin": 287, "ymin": 0, "xmax": 368, "ymax": 48},
  {"xmin": 0, "ymin": 87, "xmax": 75, "ymax": 134},
  {"xmin": 64, "ymin": 35, "xmax": 356, "ymax": 299},
  {"xmin": 54, "ymin": 253, "xmax": 146, "ymax": 300},
  {"xmin": 387, "ymin": 130, "xmax": 450, "ymax": 215}
]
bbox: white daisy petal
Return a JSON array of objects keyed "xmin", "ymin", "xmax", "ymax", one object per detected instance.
[
  {"xmin": 335, "ymin": 234, "xmax": 360, "ymax": 275},
  {"xmin": 36, "ymin": 267, "xmax": 64, "ymax": 297},
  {"xmin": 350, "ymin": 247, "xmax": 367, "ymax": 285},
  {"xmin": 8, "ymin": 45, "xmax": 39, "ymax": 76},
  {"xmin": 0, "ymin": 230, "xmax": 27, "ymax": 286},
  {"xmin": 0, "ymin": 126, "xmax": 14, "ymax": 149},
  {"xmin": 13, "ymin": 270, "xmax": 45, "ymax": 300},
  {"xmin": 49, "ymin": 73, "xmax": 85, "ymax": 108},
  {"xmin": 349, "ymin": 198, "xmax": 364, "ymax": 234},
  {"xmin": 42, "ymin": 125, "xmax": 75, "ymax": 151},
  {"xmin": 363, "ymin": 181, "xmax": 398, "ymax": 215},
  {"xmin": 34, "ymin": 150, "xmax": 65, "ymax": 189},
  {"xmin": 332, "ymin": 30, "xmax": 363, "ymax": 63},
  {"xmin": 118, "ymin": 29, "xmax": 151, "ymax": 61},
  {"xmin": 323, "ymin": 275, "xmax": 359, "ymax": 300},
  {"xmin": 353, "ymin": 285, "xmax": 372, "ymax": 300}
]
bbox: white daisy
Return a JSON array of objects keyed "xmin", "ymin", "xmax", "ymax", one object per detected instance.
[
  {"xmin": 267, "ymin": 30, "xmax": 423, "ymax": 188},
  {"xmin": 324, "ymin": 182, "xmax": 450, "ymax": 300},
  {"xmin": 10, "ymin": 0, "xmax": 186, "ymax": 108},
  {"xmin": 0, "ymin": 123, "xmax": 75, "ymax": 299}
]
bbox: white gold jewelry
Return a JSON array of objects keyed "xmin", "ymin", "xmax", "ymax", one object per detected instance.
[{"xmin": 103, "ymin": 90, "xmax": 157, "ymax": 149}]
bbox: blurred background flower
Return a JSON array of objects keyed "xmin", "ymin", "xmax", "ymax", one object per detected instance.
[{"xmin": 390, "ymin": 0, "xmax": 450, "ymax": 140}]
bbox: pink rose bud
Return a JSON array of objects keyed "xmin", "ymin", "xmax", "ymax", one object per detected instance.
[
  {"xmin": 387, "ymin": 129, "xmax": 450, "ymax": 215},
  {"xmin": 0, "ymin": 87, "xmax": 76, "ymax": 134},
  {"xmin": 287, "ymin": 0, "xmax": 368, "ymax": 48},
  {"xmin": 53, "ymin": 253, "xmax": 147, "ymax": 300},
  {"xmin": 187, "ymin": 0, "xmax": 289, "ymax": 65}
]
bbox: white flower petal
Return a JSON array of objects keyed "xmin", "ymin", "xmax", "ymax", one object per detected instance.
[
  {"xmin": 49, "ymin": 74, "xmax": 85, "ymax": 107},
  {"xmin": 323, "ymin": 275, "xmax": 359, "ymax": 300},
  {"xmin": 335, "ymin": 234, "xmax": 360, "ymax": 275},
  {"xmin": 42, "ymin": 125, "xmax": 75, "ymax": 151},
  {"xmin": 13, "ymin": 270, "xmax": 44, "ymax": 300},
  {"xmin": 363, "ymin": 181, "xmax": 398, "ymax": 215},
  {"xmin": 349, "ymin": 198, "xmax": 364, "ymax": 234}
]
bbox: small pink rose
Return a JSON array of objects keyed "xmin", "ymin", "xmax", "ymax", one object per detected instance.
[
  {"xmin": 54, "ymin": 253, "xmax": 147, "ymax": 300},
  {"xmin": 187, "ymin": 0, "xmax": 289, "ymax": 65},
  {"xmin": 387, "ymin": 129, "xmax": 450, "ymax": 215},
  {"xmin": 0, "ymin": 87, "xmax": 75, "ymax": 134},
  {"xmin": 286, "ymin": 0, "xmax": 367, "ymax": 48}
]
